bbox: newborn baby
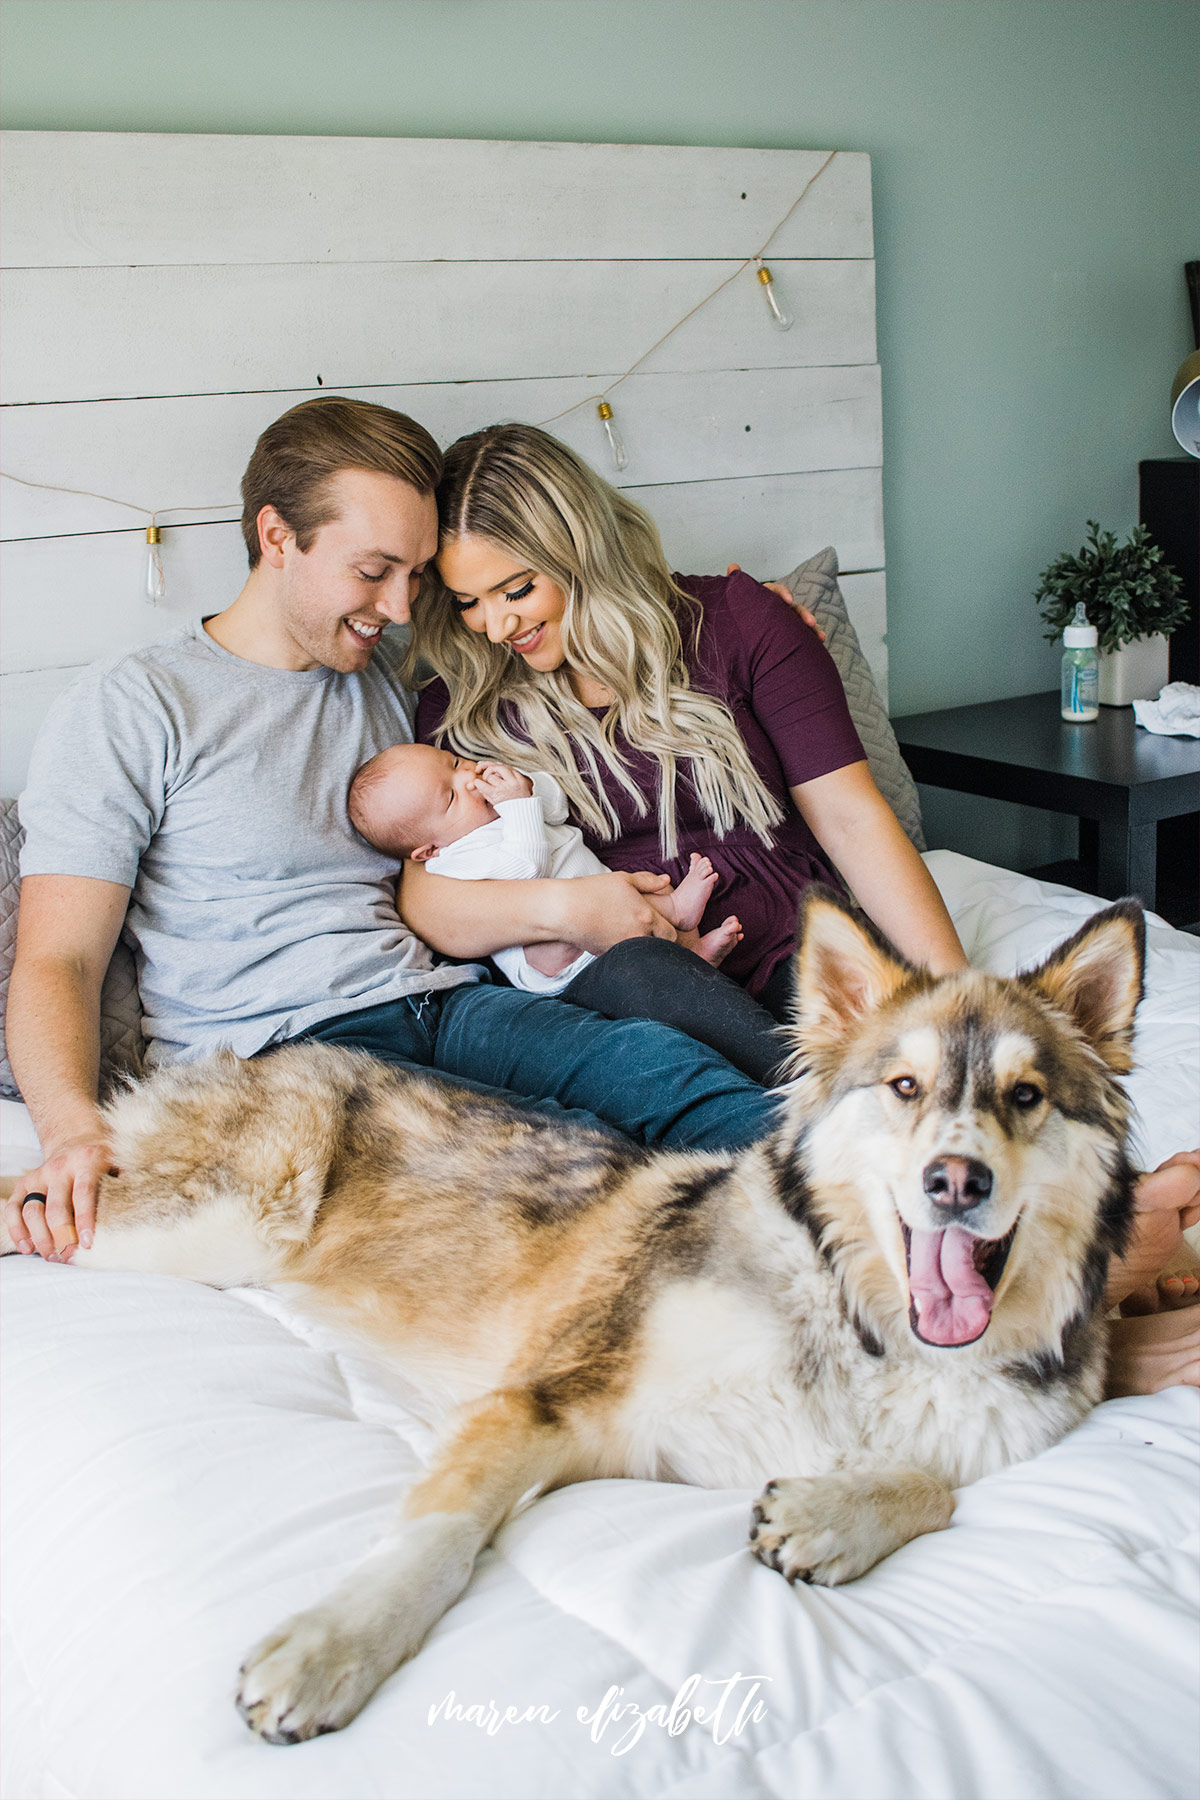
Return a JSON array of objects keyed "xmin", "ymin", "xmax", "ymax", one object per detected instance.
[{"xmin": 349, "ymin": 742, "xmax": 741, "ymax": 994}]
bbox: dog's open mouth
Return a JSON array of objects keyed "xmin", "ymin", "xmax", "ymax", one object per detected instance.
[{"xmin": 900, "ymin": 1221, "xmax": 1018, "ymax": 1347}]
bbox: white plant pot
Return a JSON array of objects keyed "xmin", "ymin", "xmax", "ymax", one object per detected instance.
[{"xmin": 1097, "ymin": 634, "xmax": 1170, "ymax": 707}]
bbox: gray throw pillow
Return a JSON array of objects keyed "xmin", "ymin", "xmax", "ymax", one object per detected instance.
[
  {"xmin": 780, "ymin": 547, "xmax": 925, "ymax": 851},
  {"xmin": 0, "ymin": 797, "xmax": 145, "ymax": 1102}
]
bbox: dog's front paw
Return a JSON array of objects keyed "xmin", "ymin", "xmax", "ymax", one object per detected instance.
[
  {"xmin": 749, "ymin": 1469, "xmax": 953, "ymax": 1587},
  {"xmin": 236, "ymin": 1607, "xmax": 387, "ymax": 1744}
]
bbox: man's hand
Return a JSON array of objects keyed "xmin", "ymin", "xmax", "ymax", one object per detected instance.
[
  {"xmin": 5, "ymin": 1133, "xmax": 117, "ymax": 1262},
  {"xmin": 553, "ymin": 870, "xmax": 677, "ymax": 956},
  {"xmin": 471, "ymin": 762, "xmax": 534, "ymax": 804},
  {"xmin": 726, "ymin": 563, "xmax": 826, "ymax": 642}
]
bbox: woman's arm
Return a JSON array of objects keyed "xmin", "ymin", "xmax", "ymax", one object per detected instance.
[
  {"xmin": 399, "ymin": 861, "xmax": 676, "ymax": 959},
  {"xmin": 791, "ymin": 761, "xmax": 968, "ymax": 973}
]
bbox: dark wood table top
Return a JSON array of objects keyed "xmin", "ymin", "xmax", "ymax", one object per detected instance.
[{"xmin": 892, "ymin": 690, "xmax": 1200, "ymax": 792}]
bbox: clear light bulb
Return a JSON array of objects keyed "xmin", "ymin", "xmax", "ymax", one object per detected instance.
[
  {"xmin": 756, "ymin": 260, "xmax": 793, "ymax": 332},
  {"xmin": 145, "ymin": 524, "xmax": 166, "ymax": 602},
  {"xmin": 596, "ymin": 400, "xmax": 628, "ymax": 472}
]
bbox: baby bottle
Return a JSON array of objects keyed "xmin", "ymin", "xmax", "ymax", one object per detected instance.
[{"xmin": 1061, "ymin": 603, "xmax": 1099, "ymax": 722}]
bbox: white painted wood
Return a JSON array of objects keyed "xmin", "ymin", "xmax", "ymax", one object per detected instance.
[
  {"xmin": 647, "ymin": 469, "xmax": 884, "ymax": 587},
  {"xmin": 1, "ymin": 257, "xmax": 876, "ymax": 405},
  {"xmin": 1, "ymin": 525, "xmax": 249, "ymax": 676},
  {"xmin": 1, "ymin": 367, "xmax": 882, "ymax": 542},
  {"xmin": 1, "ymin": 134, "xmax": 871, "ymax": 268},
  {"xmin": 1, "ymin": 668, "xmax": 87, "ymax": 798}
]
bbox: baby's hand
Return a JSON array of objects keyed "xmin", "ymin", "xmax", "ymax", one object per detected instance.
[{"xmin": 471, "ymin": 763, "xmax": 534, "ymax": 803}]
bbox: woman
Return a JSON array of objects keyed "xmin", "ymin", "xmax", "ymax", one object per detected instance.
[
  {"xmin": 399, "ymin": 424, "xmax": 1199, "ymax": 1389},
  {"xmin": 402, "ymin": 423, "xmax": 966, "ymax": 1065}
]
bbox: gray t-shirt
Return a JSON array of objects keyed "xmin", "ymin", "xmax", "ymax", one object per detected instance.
[{"xmin": 19, "ymin": 620, "xmax": 476, "ymax": 1064}]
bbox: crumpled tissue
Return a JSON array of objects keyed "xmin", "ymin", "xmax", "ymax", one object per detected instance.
[{"xmin": 1132, "ymin": 682, "xmax": 1200, "ymax": 737}]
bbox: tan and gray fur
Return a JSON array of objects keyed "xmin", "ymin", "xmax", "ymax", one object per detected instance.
[{"xmin": 1, "ymin": 891, "xmax": 1145, "ymax": 1743}]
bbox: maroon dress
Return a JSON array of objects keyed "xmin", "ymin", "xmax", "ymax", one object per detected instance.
[{"xmin": 417, "ymin": 571, "xmax": 865, "ymax": 998}]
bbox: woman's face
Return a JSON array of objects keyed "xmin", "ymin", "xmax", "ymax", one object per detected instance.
[{"xmin": 437, "ymin": 534, "xmax": 568, "ymax": 674}]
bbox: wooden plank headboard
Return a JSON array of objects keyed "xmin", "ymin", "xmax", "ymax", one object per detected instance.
[{"xmin": 0, "ymin": 132, "xmax": 883, "ymax": 794}]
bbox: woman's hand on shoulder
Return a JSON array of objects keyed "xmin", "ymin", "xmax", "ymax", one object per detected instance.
[{"xmin": 725, "ymin": 564, "xmax": 825, "ymax": 642}]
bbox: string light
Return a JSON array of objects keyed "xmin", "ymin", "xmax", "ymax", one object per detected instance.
[
  {"xmin": 0, "ymin": 470, "xmax": 236, "ymax": 605},
  {"xmin": 596, "ymin": 401, "xmax": 628, "ymax": 472},
  {"xmin": 145, "ymin": 525, "xmax": 166, "ymax": 600},
  {"xmin": 755, "ymin": 258, "xmax": 793, "ymax": 332}
]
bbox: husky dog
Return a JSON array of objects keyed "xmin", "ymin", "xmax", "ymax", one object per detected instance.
[{"xmin": 2, "ymin": 891, "xmax": 1144, "ymax": 1743}]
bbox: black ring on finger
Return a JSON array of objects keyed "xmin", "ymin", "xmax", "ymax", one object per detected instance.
[{"xmin": 21, "ymin": 1193, "xmax": 48, "ymax": 1208}]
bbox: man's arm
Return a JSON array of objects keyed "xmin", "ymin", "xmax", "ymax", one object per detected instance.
[
  {"xmin": 399, "ymin": 861, "xmax": 676, "ymax": 959},
  {"xmin": 4, "ymin": 874, "xmax": 131, "ymax": 1261}
]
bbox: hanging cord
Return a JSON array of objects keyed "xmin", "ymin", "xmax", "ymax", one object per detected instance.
[
  {"xmin": 0, "ymin": 469, "xmax": 237, "ymax": 528},
  {"xmin": 535, "ymin": 149, "xmax": 840, "ymax": 427}
]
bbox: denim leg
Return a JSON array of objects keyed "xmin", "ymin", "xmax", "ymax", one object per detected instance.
[
  {"xmin": 295, "ymin": 994, "xmax": 621, "ymax": 1134},
  {"xmin": 561, "ymin": 937, "xmax": 788, "ymax": 1085},
  {"xmin": 432, "ymin": 983, "xmax": 778, "ymax": 1154}
]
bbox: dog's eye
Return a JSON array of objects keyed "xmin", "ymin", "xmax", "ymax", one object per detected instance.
[
  {"xmin": 888, "ymin": 1076, "xmax": 920, "ymax": 1100},
  {"xmin": 1011, "ymin": 1082, "xmax": 1043, "ymax": 1109}
]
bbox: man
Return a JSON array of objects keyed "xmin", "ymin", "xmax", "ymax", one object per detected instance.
[{"xmin": 6, "ymin": 396, "xmax": 775, "ymax": 1263}]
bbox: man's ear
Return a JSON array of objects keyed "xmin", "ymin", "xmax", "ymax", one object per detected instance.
[
  {"xmin": 257, "ymin": 504, "xmax": 294, "ymax": 570},
  {"xmin": 792, "ymin": 888, "xmax": 916, "ymax": 1053},
  {"xmin": 408, "ymin": 844, "xmax": 438, "ymax": 864},
  {"xmin": 1022, "ymin": 900, "xmax": 1145, "ymax": 1072}
]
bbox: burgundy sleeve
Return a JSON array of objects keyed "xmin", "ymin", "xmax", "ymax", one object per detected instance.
[
  {"xmin": 415, "ymin": 679, "xmax": 450, "ymax": 746},
  {"xmin": 721, "ymin": 571, "xmax": 865, "ymax": 787}
]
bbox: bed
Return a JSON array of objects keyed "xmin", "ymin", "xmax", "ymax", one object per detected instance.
[
  {"xmin": 2, "ymin": 132, "xmax": 1197, "ymax": 1800},
  {"xmin": 2, "ymin": 851, "xmax": 1198, "ymax": 1800}
]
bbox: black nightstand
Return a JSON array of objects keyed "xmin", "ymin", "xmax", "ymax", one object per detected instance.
[{"xmin": 893, "ymin": 690, "xmax": 1199, "ymax": 918}]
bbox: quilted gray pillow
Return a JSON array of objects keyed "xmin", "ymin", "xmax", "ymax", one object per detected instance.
[
  {"xmin": 781, "ymin": 547, "xmax": 925, "ymax": 851},
  {"xmin": 0, "ymin": 798, "xmax": 145, "ymax": 1101}
]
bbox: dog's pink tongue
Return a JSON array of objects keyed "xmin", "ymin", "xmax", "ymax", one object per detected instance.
[{"xmin": 908, "ymin": 1226, "xmax": 993, "ymax": 1346}]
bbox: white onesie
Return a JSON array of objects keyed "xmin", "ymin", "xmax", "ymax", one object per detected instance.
[{"xmin": 424, "ymin": 770, "xmax": 604, "ymax": 994}]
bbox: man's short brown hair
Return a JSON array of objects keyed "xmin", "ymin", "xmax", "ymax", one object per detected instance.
[{"xmin": 240, "ymin": 396, "xmax": 443, "ymax": 567}]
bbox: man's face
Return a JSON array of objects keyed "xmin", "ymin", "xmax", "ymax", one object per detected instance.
[{"xmin": 272, "ymin": 469, "xmax": 440, "ymax": 673}]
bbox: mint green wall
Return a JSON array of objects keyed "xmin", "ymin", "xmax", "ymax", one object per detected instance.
[{"xmin": 4, "ymin": 0, "xmax": 1197, "ymax": 863}]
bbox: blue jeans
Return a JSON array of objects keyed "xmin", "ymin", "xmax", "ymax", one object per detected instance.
[{"xmin": 292, "ymin": 980, "xmax": 777, "ymax": 1153}]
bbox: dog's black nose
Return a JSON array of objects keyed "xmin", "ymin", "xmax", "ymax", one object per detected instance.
[{"xmin": 923, "ymin": 1156, "xmax": 993, "ymax": 1213}]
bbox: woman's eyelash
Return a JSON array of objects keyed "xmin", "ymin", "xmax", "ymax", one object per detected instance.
[
  {"xmin": 504, "ymin": 581, "xmax": 534, "ymax": 601},
  {"xmin": 451, "ymin": 596, "xmax": 476, "ymax": 613}
]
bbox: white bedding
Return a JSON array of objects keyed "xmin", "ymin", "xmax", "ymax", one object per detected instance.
[{"xmin": 2, "ymin": 851, "xmax": 1198, "ymax": 1800}]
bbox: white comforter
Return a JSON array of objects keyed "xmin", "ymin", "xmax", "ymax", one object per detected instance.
[{"xmin": 2, "ymin": 852, "xmax": 1198, "ymax": 1800}]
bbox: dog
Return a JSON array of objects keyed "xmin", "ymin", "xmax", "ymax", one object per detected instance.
[{"xmin": 1, "ymin": 889, "xmax": 1145, "ymax": 1743}]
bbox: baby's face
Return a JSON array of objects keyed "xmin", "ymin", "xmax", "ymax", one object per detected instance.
[{"xmin": 391, "ymin": 744, "xmax": 498, "ymax": 853}]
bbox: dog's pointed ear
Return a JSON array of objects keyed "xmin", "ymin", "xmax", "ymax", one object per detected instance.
[
  {"xmin": 1021, "ymin": 900, "xmax": 1145, "ymax": 1071},
  {"xmin": 793, "ymin": 889, "xmax": 915, "ymax": 1047}
]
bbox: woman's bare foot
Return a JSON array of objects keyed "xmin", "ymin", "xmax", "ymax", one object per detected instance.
[
  {"xmin": 1104, "ymin": 1150, "xmax": 1200, "ymax": 1310},
  {"xmin": 696, "ymin": 916, "xmax": 743, "ymax": 966},
  {"xmin": 1106, "ymin": 1304, "xmax": 1200, "ymax": 1398},
  {"xmin": 669, "ymin": 854, "xmax": 720, "ymax": 932}
]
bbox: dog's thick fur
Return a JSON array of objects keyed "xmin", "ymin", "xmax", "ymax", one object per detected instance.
[{"xmin": 2, "ymin": 892, "xmax": 1145, "ymax": 1743}]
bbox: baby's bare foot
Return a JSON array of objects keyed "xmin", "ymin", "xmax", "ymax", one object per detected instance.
[
  {"xmin": 670, "ymin": 853, "xmax": 720, "ymax": 933},
  {"xmin": 697, "ymin": 916, "xmax": 742, "ymax": 967}
]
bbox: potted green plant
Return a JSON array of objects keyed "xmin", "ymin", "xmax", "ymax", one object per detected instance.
[{"xmin": 1035, "ymin": 521, "xmax": 1187, "ymax": 706}]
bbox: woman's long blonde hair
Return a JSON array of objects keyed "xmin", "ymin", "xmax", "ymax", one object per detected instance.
[{"xmin": 406, "ymin": 424, "xmax": 783, "ymax": 859}]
